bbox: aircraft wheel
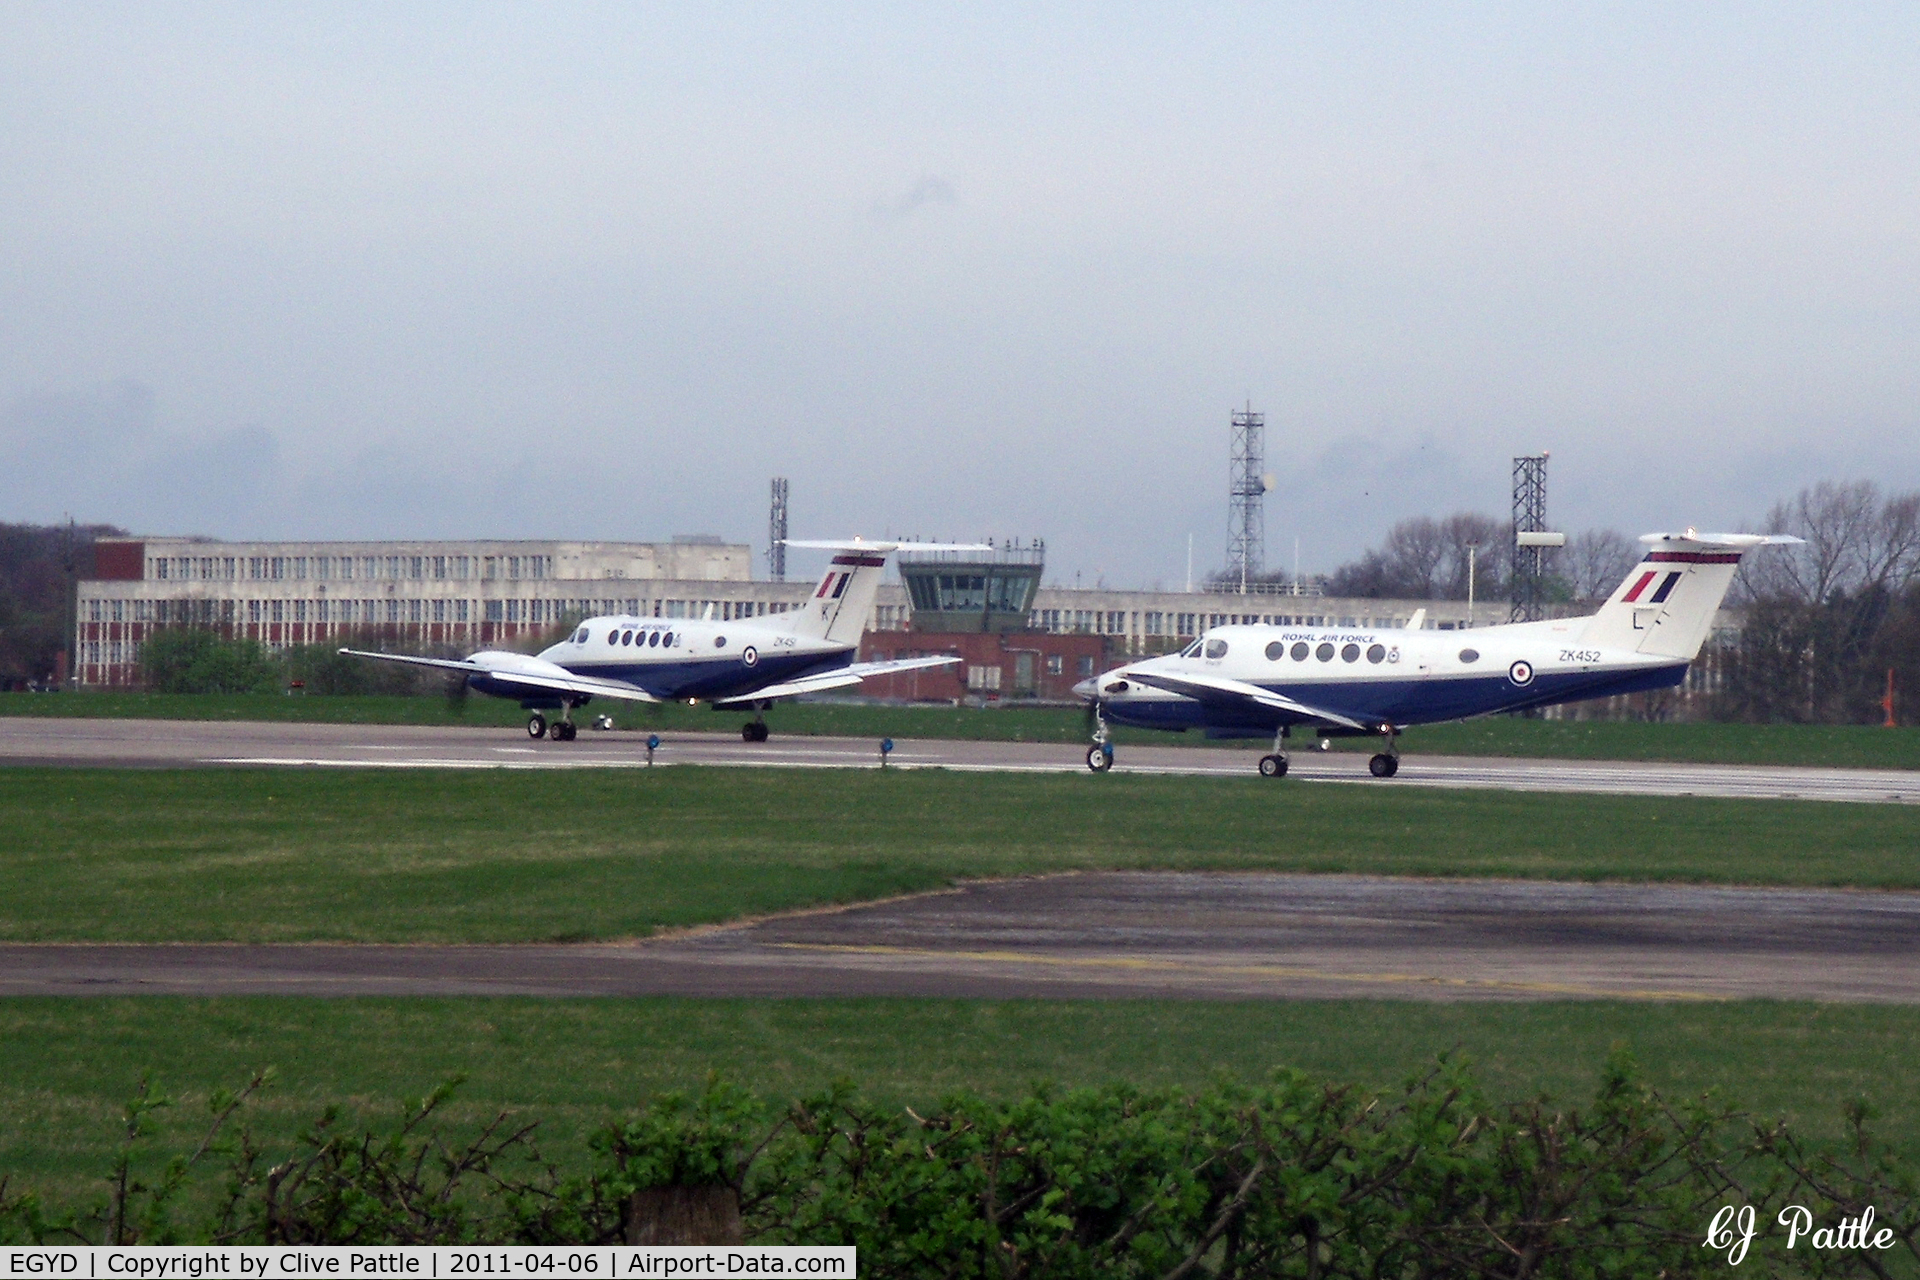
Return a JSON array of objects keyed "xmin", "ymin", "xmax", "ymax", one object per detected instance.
[
  {"xmin": 555, "ymin": 722, "xmax": 577, "ymax": 741},
  {"xmin": 741, "ymin": 722, "xmax": 769, "ymax": 743},
  {"xmin": 1258, "ymin": 753, "xmax": 1288, "ymax": 778},
  {"xmin": 1369, "ymin": 753, "xmax": 1399, "ymax": 778},
  {"xmin": 526, "ymin": 713, "xmax": 546, "ymax": 739},
  {"xmin": 1086, "ymin": 745, "xmax": 1112, "ymax": 773}
]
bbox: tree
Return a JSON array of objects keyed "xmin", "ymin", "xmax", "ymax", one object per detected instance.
[
  {"xmin": 138, "ymin": 629, "xmax": 279, "ymax": 695},
  {"xmin": 1562, "ymin": 529, "xmax": 1640, "ymax": 602}
]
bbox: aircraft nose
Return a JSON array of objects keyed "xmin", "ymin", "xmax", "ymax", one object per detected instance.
[{"xmin": 1071, "ymin": 677, "xmax": 1098, "ymax": 701}]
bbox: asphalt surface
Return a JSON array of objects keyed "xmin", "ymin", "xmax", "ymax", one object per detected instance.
[
  {"xmin": 3, "ymin": 715, "xmax": 1918, "ymax": 804},
  {"xmin": 5, "ymin": 873, "xmax": 1919, "ymax": 1001}
]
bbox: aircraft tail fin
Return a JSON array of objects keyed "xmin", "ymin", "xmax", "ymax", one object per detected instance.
[
  {"xmin": 1580, "ymin": 531, "xmax": 1801, "ymax": 659},
  {"xmin": 777, "ymin": 540, "xmax": 991, "ymax": 647}
]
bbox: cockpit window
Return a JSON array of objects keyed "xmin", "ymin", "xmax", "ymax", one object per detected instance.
[
  {"xmin": 1181, "ymin": 639, "xmax": 1204, "ymax": 658},
  {"xmin": 574, "ymin": 627, "xmax": 588, "ymax": 644},
  {"xmin": 1204, "ymin": 639, "xmax": 1228, "ymax": 659}
]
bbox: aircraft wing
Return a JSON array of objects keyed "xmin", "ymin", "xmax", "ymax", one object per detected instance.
[
  {"xmin": 711, "ymin": 654, "xmax": 963, "ymax": 708},
  {"xmin": 711, "ymin": 669, "xmax": 866, "ymax": 706},
  {"xmin": 1121, "ymin": 669, "xmax": 1371, "ymax": 731},
  {"xmin": 336, "ymin": 649, "xmax": 662, "ymax": 703}
]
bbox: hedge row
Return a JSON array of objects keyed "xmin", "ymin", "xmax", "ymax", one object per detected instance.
[{"xmin": 3, "ymin": 1057, "xmax": 1915, "ymax": 1277}]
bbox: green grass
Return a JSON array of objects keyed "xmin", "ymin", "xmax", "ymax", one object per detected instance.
[
  {"xmin": 3, "ymin": 768, "xmax": 1917, "ymax": 943},
  {"xmin": 3, "ymin": 998, "xmax": 1915, "ymax": 1207},
  {"xmin": 7, "ymin": 690, "xmax": 1918, "ymax": 768}
]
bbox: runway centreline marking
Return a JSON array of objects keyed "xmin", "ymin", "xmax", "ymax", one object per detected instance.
[{"xmin": 768, "ymin": 942, "xmax": 1724, "ymax": 1002}]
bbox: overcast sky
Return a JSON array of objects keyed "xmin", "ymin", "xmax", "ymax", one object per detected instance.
[{"xmin": 4, "ymin": 3, "xmax": 1918, "ymax": 587}]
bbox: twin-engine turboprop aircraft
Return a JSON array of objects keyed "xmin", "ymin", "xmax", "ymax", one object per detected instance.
[
  {"xmin": 340, "ymin": 539, "xmax": 986, "ymax": 741},
  {"xmin": 1075, "ymin": 530, "xmax": 1800, "ymax": 777}
]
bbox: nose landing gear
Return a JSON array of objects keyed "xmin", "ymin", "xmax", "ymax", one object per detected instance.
[{"xmin": 1085, "ymin": 707, "xmax": 1114, "ymax": 772}]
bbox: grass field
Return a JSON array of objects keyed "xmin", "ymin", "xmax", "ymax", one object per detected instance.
[
  {"xmin": 3, "ymin": 767, "xmax": 1917, "ymax": 943},
  {"xmin": 6, "ymin": 690, "xmax": 1917, "ymax": 768},
  {"xmin": 4, "ymin": 997, "xmax": 1916, "ymax": 1207}
]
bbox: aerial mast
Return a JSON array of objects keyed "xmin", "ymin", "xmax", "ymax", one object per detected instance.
[{"xmin": 1227, "ymin": 404, "xmax": 1269, "ymax": 594}]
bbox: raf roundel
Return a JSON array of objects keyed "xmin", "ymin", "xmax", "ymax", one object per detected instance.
[
  {"xmin": 742, "ymin": 646, "xmax": 759, "ymax": 667},
  {"xmin": 1508, "ymin": 659, "xmax": 1535, "ymax": 687}
]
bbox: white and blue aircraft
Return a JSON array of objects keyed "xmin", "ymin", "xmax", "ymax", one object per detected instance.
[
  {"xmin": 341, "ymin": 539, "xmax": 984, "ymax": 741},
  {"xmin": 1074, "ymin": 530, "xmax": 1799, "ymax": 777}
]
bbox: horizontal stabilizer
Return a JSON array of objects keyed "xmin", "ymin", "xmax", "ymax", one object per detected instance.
[
  {"xmin": 1122, "ymin": 669, "xmax": 1370, "ymax": 730},
  {"xmin": 780, "ymin": 539, "xmax": 994, "ymax": 553},
  {"xmin": 336, "ymin": 648, "xmax": 661, "ymax": 703}
]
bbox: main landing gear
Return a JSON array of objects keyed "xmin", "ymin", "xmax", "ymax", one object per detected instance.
[
  {"xmin": 1257, "ymin": 726, "xmax": 1290, "ymax": 778},
  {"xmin": 1368, "ymin": 728, "xmax": 1401, "ymax": 778},
  {"xmin": 740, "ymin": 703, "xmax": 771, "ymax": 742},
  {"xmin": 528, "ymin": 704, "xmax": 581, "ymax": 742}
]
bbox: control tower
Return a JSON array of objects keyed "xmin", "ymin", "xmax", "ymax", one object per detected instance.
[{"xmin": 896, "ymin": 539, "xmax": 1045, "ymax": 633}]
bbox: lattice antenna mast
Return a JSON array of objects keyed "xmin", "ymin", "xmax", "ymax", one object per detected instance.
[
  {"xmin": 1510, "ymin": 454, "xmax": 1549, "ymax": 622},
  {"xmin": 767, "ymin": 477, "xmax": 789, "ymax": 582},
  {"xmin": 1227, "ymin": 404, "xmax": 1267, "ymax": 594}
]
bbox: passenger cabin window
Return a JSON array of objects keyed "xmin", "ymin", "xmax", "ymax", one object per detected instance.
[
  {"xmin": 1204, "ymin": 639, "xmax": 1228, "ymax": 659},
  {"xmin": 1341, "ymin": 643, "xmax": 1361, "ymax": 662},
  {"xmin": 714, "ymin": 635, "xmax": 727, "ymax": 648},
  {"xmin": 1291, "ymin": 641, "xmax": 1309, "ymax": 661},
  {"xmin": 606, "ymin": 631, "xmax": 618, "ymax": 645},
  {"xmin": 648, "ymin": 631, "xmax": 660, "ymax": 647},
  {"xmin": 1367, "ymin": 643, "xmax": 1386, "ymax": 663},
  {"xmin": 1315, "ymin": 642, "xmax": 1335, "ymax": 661},
  {"xmin": 1264, "ymin": 641, "xmax": 1285, "ymax": 661},
  {"xmin": 1458, "ymin": 648, "xmax": 1481, "ymax": 663}
]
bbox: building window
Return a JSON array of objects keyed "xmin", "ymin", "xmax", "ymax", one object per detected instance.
[
  {"xmin": 1046, "ymin": 654, "xmax": 1063, "ymax": 675},
  {"xmin": 154, "ymin": 559, "xmax": 169, "ymax": 581},
  {"xmin": 86, "ymin": 600, "xmax": 101, "ymax": 622},
  {"xmin": 967, "ymin": 664, "xmax": 1002, "ymax": 691},
  {"xmin": 337, "ymin": 558, "xmax": 352, "ymax": 581},
  {"xmin": 456, "ymin": 599, "xmax": 469, "ymax": 623},
  {"xmin": 433, "ymin": 556, "xmax": 446, "ymax": 579},
  {"xmin": 484, "ymin": 600, "xmax": 504, "ymax": 622},
  {"xmin": 506, "ymin": 599, "xmax": 522, "ymax": 622},
  {"xmin": 407, "ymin": 556, "xmax": 422, "ymax": 580},
  {"xmin": 404, "ymin": 599, "xmax": 420, "ymax": 623},
  {"xmin": 269, "ymin": 600, "xmax": 283, "ymax": 623},
  {"xmin": 1076, "ymin": 656, "xmax": 1095, "ymax": 678},
  {"xmin": 431, "ymin": 599, "xmax": 445, "ymax": 623},
  {"xmin": 293, "ymin": 600, "xmax": 307, "ymax": 623}
]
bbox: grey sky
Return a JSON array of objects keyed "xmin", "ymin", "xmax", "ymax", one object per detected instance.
[{"xmin": 3, "ymin": 3, "xmax": 1917, "ymax": 587}]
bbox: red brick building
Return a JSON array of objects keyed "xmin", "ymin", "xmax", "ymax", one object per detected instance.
[{"xmin": 858, "ymin": 629, "xmax": 1108, "ymax": 703}]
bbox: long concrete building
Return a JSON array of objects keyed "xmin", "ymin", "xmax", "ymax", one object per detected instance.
[{"xmin": 75, "ymin": 535, "xmax": 1509, "ymax": 689}]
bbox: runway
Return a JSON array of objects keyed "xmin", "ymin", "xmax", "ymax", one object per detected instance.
[
  {"xmin": 2, "ymin": 715, "xmax": 1917, "ymax": 803},
  {"xmin": 6, "ymin": 872, "xmax": 1919, "ymax": 1001}
]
